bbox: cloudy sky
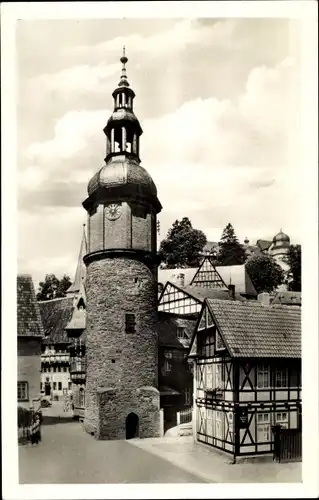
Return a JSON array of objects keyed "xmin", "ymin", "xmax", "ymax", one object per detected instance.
[{"xmin": 17, "ymin": 17, "xmax": 303, "ymax": 285}]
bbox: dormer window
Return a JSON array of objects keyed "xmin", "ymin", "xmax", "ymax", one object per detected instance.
[{"xmin": 177, "ymin": 327, "xmax": 188, "ymax": 340}]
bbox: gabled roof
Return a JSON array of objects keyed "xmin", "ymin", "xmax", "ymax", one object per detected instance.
[
  {"xmin": 66, "ymin": 225, "xmax": 87, "ymax": 296},
  {"xmin": 272, "ymin": 291, "xmax": 301, "ymax": 306},
  {"xmin": 17, "ymin": 275, "xmax": 44, "ymax": 337},
  {"xmin": 215, "ymin": 265, "xmax": 257, "ymax": 296},
  {"xmin": 256, "ymin": 239, "xmax": 272, "ymax": 252},
  {"xmin": 38, "ymin": 297, "xmax": 73, "ymax": 345},
  {"xmin": 158, "ymin": 267, "xmax": 197, "ymax": 287},
  {"xmin": 158, "ymin": 262, "xmax": 257, "ymax": 296},
  {"xmin": 191, "ymin": 256, "xmax": 227, "ymax": 289},
  {"xmin": 181, "ymin": 285, "xmax": 246, "ymax": 303},
  {"xmin": 157, "ymin": 312, "xmax": 196, "ymax": 348},
  {"xmin": 206, "ymin": 299, "xmax": 301, "ymax": 358}
]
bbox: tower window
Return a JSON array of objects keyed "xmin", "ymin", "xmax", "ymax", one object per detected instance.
[{"xmin": 125, "ymin": 313, "xmax": 136, "ymax": 333}]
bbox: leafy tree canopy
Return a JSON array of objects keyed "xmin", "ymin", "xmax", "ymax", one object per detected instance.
[
  {"xmin": 245, "ymin": 254, "xmax": 285, "ymax": 294},
  {"xmin": 216, "ymin": 223, "xmax": 247, "ymax": 266},
  {"xmin": 37, "ymin": 274, "xmax": 72, "ymax": 301},
  {"xmin": 158, "ymin": 217, "xmax": 207, "ymax": 268},
  {"xmin": 286, "ymin": 244, "xmax": 301, "ymax": 291}
]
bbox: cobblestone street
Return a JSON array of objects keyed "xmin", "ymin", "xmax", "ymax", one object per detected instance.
[
  {"xmin": 19, "ymin": 413, "xmax": 301, "ymax": 484},
  {"xmin": 19, "ymin": 421, "xmax": 206, "ymax": 484}
]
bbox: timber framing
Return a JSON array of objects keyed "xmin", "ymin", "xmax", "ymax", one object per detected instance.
[{"xmin": 189, "ymin": 298, "xmax": 302, "ymax": 460}]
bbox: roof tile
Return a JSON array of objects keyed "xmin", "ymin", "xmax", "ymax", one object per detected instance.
[
  {"xmin": 206, "ymin": 299, "xmax": 301, "ymax": 358},
  {"xmin": 17, "ymin": 275, "xmax": 44, "ymax": 337}
]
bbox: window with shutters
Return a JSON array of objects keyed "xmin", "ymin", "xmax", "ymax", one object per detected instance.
[{"xmin": 125, "ymin": 313, "xmax": 136, "ymax": 333}]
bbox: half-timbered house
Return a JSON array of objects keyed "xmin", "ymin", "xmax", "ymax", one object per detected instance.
[
  {"xmin": 188, "ymin": 294, "xmax": 301, "ymax": 461},
  {"xmin": 158, "ymin": 256, "xmax": 257, "ymax": 316}
]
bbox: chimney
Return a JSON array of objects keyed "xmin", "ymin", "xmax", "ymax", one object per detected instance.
[
  {"xmin": 228, "ymin": 284, "xmax": 236, "ymax": 300},
  {"xmin": 258, "ymin": 292, "xmax": 270, "ymax": 306},
  {"xmin": 177, "ymin": 273, "xmax": 185, "ymax": 287}
]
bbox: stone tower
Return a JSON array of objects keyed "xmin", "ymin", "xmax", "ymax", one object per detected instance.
[{"xmin": 82, "ymin": 49, "xmax": 162, "ymax": 440}]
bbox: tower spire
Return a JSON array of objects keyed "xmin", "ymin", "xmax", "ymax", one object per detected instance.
[
  {"xmin": 119, "ymin": 45, "xmax": 129, "ymax": 87},
  {"xmin": 66, "ymin": 224, "xmax": 87, "ymax": 297}
]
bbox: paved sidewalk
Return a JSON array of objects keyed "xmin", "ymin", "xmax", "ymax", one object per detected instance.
[{"xmin": 128, "ymin": 436, "xmax": 302, "ymax": 483}]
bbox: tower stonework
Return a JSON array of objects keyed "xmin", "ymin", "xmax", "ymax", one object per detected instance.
[{"xmin": 82, "ymin": 50, "xmax": 162, "ymax": 439}]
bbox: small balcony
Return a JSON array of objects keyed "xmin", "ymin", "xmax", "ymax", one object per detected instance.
[
  {"xmin": 70, "ymin": 359, "xmax": 86, "ymax": 383},
  {"xmin": 204, "ymin": 387, "xmax": 223, "ymax": 399},
  {"xmin": 41, "ymin": 353, "xmax": 69, "ymax": 363}
]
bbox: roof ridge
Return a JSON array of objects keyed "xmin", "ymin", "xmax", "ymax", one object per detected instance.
[
  {"xmin": 207, "ymin": 298, "xmax": 301, "ymax": 312},
  {"xmin": 38, "ymin": 296, "xmax": 71, "ymax": 303}
]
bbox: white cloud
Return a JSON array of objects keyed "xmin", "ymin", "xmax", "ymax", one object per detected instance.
[
  {"xmin": 18, "ymin": 54, "xmax": 301, "ymax": 278},
  {"xmin": 28, "ymin": 63, "xmax": 119, "ymax": 97},
  {"xmin": 26, "ymin": 109, "xmax": 108, "ymax": 161},
  {"xmin": 65, "ymin": 19, "xmax": 239, "ymax": 59}
]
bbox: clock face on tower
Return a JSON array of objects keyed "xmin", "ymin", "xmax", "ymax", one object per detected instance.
[{"xmin": 105, "ymin": 203, "xmax": 122, "ymax": 221}]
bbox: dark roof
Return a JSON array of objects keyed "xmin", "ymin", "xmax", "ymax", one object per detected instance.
[
  {"xmin": 206, "ymin": 299, "xmax": 301, "ymax": 358},
  {"xmin": 181, "ymin": 285, "xmax": 246, "ymax": 303},
  {"xmin": 157, "ymin": 312, "xmax": 196, "ymax": 348},
  {"xmin": 272, "ymin": 292, "xmax": 301, "ymax": 306},
  {"xmin": 256, "ymin": 239, "xmax": 272, "ymax": 252},
  {"xmin": 38, "ymin": 297, "xmax": 74, "ymax": 344},
  {"xmin": 66, "ymin": 226, "xmax": 87, "ymax": 295},
  {"xmin": 17, "ymin": 275, "xmax": 44, "ymax": 337}
]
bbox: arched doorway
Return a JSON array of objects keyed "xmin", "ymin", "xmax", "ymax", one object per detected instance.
[{"xmin": 126, "ymin": 412, "xmax": 139, "ymax": 439}]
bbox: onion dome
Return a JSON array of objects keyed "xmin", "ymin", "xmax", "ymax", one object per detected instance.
[
  {"xmin": 104, "ymin": 108, "xmax": 142, "ymax": 136},
  {"xmin": 87, "ymin": 155, "xmax": 157, "ymax": 199},
  {"xmin": 273, "ymin": 229, "xmax": 290, "ymax": 247},
  {"xmin": 83, "ymin": 48, "xmax": 161, "ymax": 214}
]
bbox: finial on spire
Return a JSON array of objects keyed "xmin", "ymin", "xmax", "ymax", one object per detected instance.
[{"xmin": 119, "ymin": 46, "xmax": 129, "ymax": 87}]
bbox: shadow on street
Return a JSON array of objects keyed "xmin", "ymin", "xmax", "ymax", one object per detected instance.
[{"xmin": 42, "ymin": 416, "xmax": 75, "ymax": 425}]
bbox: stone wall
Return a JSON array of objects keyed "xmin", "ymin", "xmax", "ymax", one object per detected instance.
[
  {"xmin": 84, "ymin": 256, "xmax": 159, "ymax": 438},
  {"xmin": 18, "ymin": 337, "xmax": 41, "ymax": 409},
  {"xmin": 96, "ymin": 386, "xmax": 160, "ymax": 440}
]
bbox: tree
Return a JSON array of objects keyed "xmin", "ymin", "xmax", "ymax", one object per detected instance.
[
  {"xmin": 245, "ymin": 255, "xmax": 285, "ymax": 294},
  {"xmin": 216, "ymin": 223, "xmax": 247, "ymax": 266},
  {"xmin": 158, "ymin": 217, "xmax": 207, "ymax": 268},
  {"xmin": 36, "ymin": 274, "xmax": 72, "ymax": 301},
  {"xmin": 286, "ymin": 244, "xmax": 301, "ymax": 291}
]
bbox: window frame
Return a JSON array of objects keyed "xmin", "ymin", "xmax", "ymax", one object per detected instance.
[
  {"xmin": 257, "ymin": 364, "xmax": 270, "ymax": 389},
  {"xmin": 125, "ymin": 313, "xmax": 136, "ymax": 334},
  {"xmin": 275, "ymin": 367, "xmax": 288, "ymax": 388},
  {"xmin": 17, "ymin": 381, "xmax": 29, "ymax": 402},
  {"xmin": 177, "ymin": 326, "xmax": 187, "ymax": 340},
  {"xmin": 58, "ymin": 382, "xmax": 62, "ymax": 391},
  {"xmin": 275, "ymin": 412, "xmax": 288, "ymax": 428},
  {"xmin": 257, "ymin": 412, "xmax": 271, "ymax": 442},
  {"xmin": 164, "ymin": 358, "xmax": 172, "ymax": 372}
]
